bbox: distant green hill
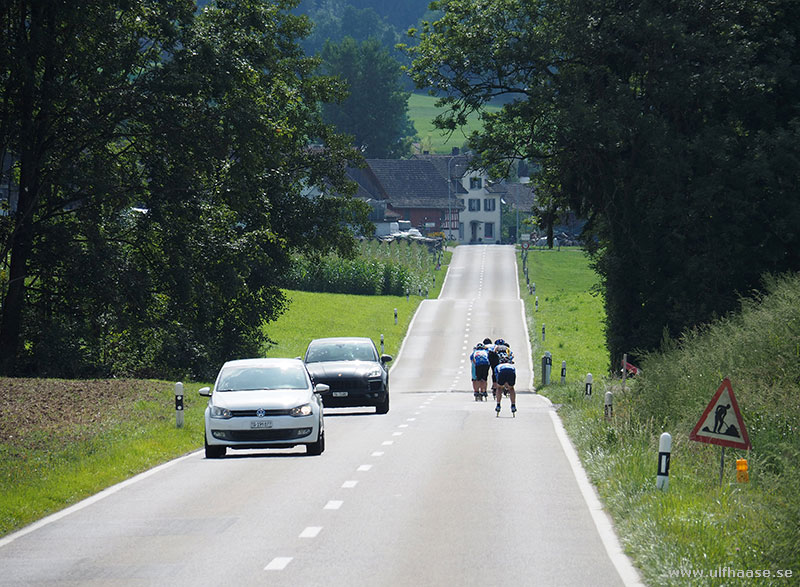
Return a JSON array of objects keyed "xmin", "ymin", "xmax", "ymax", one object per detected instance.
[{"xmin": 407, "ymin": 92, "xmax": 498, "ymax": 155}]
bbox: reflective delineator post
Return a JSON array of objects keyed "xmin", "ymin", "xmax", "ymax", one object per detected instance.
[
  {"xmin": 604, "ymin": 391, "xmax": 613, "ymax": 419},
  {"xmin": 541, "ymin": 352, "xmax": 552, "ymax": 386},
  {"xmin": 542, "ymin": 323, "xmax": 546, "ymax": 342},
  {"xmin": 584, "ymin": 373, "xmax": 593, "ymax": 396},
  {"xmin": 657, "ymin": 432, "xmax": 672, "ymax": 491},
  {"xmin": 174, "ymin": 382, "xmax": 184, "ymax": 429},
  {"xmin": 394, "ymin": 308, "xmax": 398, "ymax": 325},
  {"xmin": 380, "ymin": 334, "xmax": 384, "ymax": 355},
  {"xmin": 561, "ymin": 360, "xmax": 567, "ymax": 384}
]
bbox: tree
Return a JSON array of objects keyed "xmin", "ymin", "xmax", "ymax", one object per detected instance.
[
  {"xmin": 0, "ymin": 0, "xmax": 370, "ymax": 378},
  {"xmin": 406, "ymin": 0, "xmax": 800, "ymax": 369},
  {"xmin": 301, "ymin": 1, "xmax": 400, "ymax": 58},
  {"xmin": 320, "ymin": 37, "xmax": 416, "ymax": 158}
]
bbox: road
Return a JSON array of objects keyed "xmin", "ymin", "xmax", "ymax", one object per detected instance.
[{"xmin": 0, "ymin": 245, "xmax": 641, "ymax": 586}]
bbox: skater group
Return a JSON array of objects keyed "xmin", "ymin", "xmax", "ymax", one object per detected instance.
[{"xmin": 470, "ymin": 338, "xmax": 516, "ymax": 415}]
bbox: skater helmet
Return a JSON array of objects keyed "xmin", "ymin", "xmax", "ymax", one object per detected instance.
[
  {"xmin": 494, "ymin": 338, "xmax": 506, "ymax": 346},
  {"xmin": 475, "ymin": 342, "xmax": 485, "ymax": 350},
  {"xmin": 483, "ymin": 338, "xmax": 492, "ymax": 345}
]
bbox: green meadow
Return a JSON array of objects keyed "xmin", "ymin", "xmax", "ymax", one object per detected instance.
[{"xmin": 407, "ymin": 92, "xmax": 499, "ymax": 154}]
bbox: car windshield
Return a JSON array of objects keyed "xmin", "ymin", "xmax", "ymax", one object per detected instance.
[
  {"xmin": 216, "ymin": 364, "xmax": 309, "ymax": 391},
  {"xmin": 305, "ymin": 341, "xmax": 376, "ymax": 363}
]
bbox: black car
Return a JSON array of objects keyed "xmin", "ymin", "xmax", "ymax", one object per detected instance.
[{"xmin": 303, "ymin": 337, "xmax": 392, "ymax": 414}]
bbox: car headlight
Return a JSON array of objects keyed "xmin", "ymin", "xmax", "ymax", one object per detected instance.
[
  {"xmin": 209, "ymin": 405, "xmax": 232, "ymax": 419},
  {"xmin": 366, "ymin": 367, "xmax": 383, "ymax": 378},
  {"xmin": 290, "ymin": 403, "xmax": 313, "ymax": 417}
]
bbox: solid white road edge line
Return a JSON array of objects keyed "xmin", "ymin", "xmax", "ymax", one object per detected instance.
[
  {"xmin": 547, "ymin": 408, "xmax": 644, "ymax": 587},
  {"xmin": 515, "ymin": 245, "xmax": 640, "ymax": 585},
  {"xmin": 0, "ymin": 450, "xmax": 201, "ymax": 549}
]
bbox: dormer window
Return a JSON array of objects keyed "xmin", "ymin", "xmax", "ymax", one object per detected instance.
[{"xmin": 469, "ymin": 177, "xmax": 482, "ymax": 190}]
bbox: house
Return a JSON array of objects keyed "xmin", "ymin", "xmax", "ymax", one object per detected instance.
[
  {"xmin": 346, "ymin": 152, "xmax": 533, "ymax": 244},
  {"xmin": 347, "ymin": 158, "xmax": 464, "ymax": 238}
]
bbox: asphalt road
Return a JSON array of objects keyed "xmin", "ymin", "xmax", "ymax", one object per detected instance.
[{"xmin": 0, "ymin": 245, "xmax": 641, "ymax": 586}]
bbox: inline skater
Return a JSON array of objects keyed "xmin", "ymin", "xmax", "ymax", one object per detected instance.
[
  {"xmin": 470, "ymin": 342, "xmax": 490, "ymax": 400},
  {"xmin": 494, "ymin": 343, "xmax": 517, "ymax": 416}
]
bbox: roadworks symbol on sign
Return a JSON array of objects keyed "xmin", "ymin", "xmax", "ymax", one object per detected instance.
[{"xmin": 689, "ymin": 378, "xmax": 751, "ymax": 450}]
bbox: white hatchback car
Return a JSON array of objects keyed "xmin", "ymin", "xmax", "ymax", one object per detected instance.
[{"xmin": 199, "ymin": 358, "xmax": 328, "ymax": 458}]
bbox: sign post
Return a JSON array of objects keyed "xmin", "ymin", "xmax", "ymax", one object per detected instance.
[{"xmin": 689, "ymin": 378, "xmax": 751, "ymax": 485}]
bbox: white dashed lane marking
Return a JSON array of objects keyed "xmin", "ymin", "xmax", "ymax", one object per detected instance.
[
  {"xmin": 342, "ymin": 480, "xmax": 358, "ymax": 488},
  {"xmin": 299, "ymin": 527, "xmax": 322, "ymax": 538},
  {"xmin": 324, "ymin": 501, "xmax": 343, "ymax": 510},
  {"xmin": 265, "ymin": 557, "xmax": 293, "ymax": 571}
]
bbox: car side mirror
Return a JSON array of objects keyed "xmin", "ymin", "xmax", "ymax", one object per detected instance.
[
  {"xmin": 198, "ymin": 386, "xmax": 211, "ymax": 397},
  {"xmin": 381, "ymin": 355, "xmax": 393, "ymax": 363},
  {"xmin": 315, "ymin": 383, "xmax": 330, "ymax": 393}
]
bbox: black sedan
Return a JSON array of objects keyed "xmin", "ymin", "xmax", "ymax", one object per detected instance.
[{"xmin": 303, "ymin": 337, "xmax": 392, "ymax": 414}]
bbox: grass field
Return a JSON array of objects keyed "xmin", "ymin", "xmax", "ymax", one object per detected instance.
[
  {"xmin": 407, "ymin": 92, "xmax": 499, "ymax": 154},
  {"xmin": 518, "ymin": 247, "xmax": 607, "ymax": 382}
]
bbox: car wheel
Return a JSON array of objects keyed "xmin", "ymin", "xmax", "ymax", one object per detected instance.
[
  {"xmin": 306, "ymin": 430, "xmax": 325, "ymax": 456},
  {"xmin": 375, "ymin": 392, "xmax": 390, "ymax": 414},
  {"xmin": 204, "ymin": 437, "xmax": 226, "ymax": 459}
]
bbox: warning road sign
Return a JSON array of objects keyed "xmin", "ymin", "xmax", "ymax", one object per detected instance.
[{"xmin": 689, "ymin": 378, "xmax": 751, "ymax": 450}]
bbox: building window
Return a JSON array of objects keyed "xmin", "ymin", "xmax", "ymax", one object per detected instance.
[
  {"xmin": 483, "ymin": 198, "xmax": 496, "ymax": 212},
  {"xmin": 468, "ymin": 198, "xmax": 481, "ymax": 211},
  {"xmin": 485, "ymin": 222, "xmax": 494, "ymax": 239},
  {"xmin": 469, "ymin": 177, "xmax": 483, "ymax": 190}
]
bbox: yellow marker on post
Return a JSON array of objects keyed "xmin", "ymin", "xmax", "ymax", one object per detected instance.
[{"xmin": 736, "ymin": 459, "xmax": 749, "ymax": 483}]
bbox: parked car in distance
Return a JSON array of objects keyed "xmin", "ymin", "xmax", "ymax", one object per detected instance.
[
  {"xmin": 199, "ymin": 358, "xmax": 328, "ymax": 458},
  {"xmin": 303, "ymin": 337, "xmax": 392, "ymax": 414}
]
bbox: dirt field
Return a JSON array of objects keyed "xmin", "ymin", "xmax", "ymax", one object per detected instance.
[{"xmin": 0, "ymin": 378, "xmax": 170, "ymax": 450}]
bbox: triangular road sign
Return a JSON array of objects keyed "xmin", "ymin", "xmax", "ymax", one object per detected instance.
[{"xmin": 690, "ymin": 378, "xmax": 751, "ymax": 450}]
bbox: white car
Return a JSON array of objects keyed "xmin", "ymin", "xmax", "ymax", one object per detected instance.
[{"xmin": 199, "ymin": 358, "xmax": 328, "ymax": 458}]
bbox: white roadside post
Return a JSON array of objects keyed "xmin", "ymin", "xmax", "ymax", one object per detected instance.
[
  {"xmin": 541, "ymin": 351, "xmax": 552, "ymax": 386},
  {"xmin": 584, "ymin": 373, "xmax": 593, "ymax": 396},
  {"xmin": 380, "ymin": 334, "xmax": 385, "ymax": 355},
  {"xmin": 657, "ymin": 432, "xmax": 672, "ymax": 490},
  {"xmin": 542, "ymin": 323, "xmax": 546, "ymax": 342},
  {"xmin": 561, "ymin": 360, "xmax": 567, "ymax": 384},
  {"xmin": 394, "ymin": 308, "xmax": 398, "ymax": 325},
  {"xmin": 174, "ymin": 382, "xmax": 184, "ymax": 429}
]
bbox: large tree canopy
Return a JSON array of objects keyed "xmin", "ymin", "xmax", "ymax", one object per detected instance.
[
  {"xmin": 320, "ymin": 36, "xmax": 415, "ymax": 158},
  {"xmin": 406, "ymin": 0, "xmax": 800, "ymax": 369},
  {"xmin": 0, "ymin": 0, "xmax": 370, "ymax": 379}
]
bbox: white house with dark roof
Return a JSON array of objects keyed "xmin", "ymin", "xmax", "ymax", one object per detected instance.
[{"xmin": 415, "ymin": 151, "xmax": 502, "ymax": 243}]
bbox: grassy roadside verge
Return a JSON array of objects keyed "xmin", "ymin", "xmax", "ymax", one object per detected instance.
[
  {"xmin": 520, "ymin": 247, "xmax": 800, "ymax": 585},
  {"xmin": 0, "ymin": 252, "xmax": 450, "ymax": 538}
]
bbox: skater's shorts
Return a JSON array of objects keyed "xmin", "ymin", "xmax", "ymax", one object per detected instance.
[
  {"xmin": 471, "ymin": 363, "xmax": 477, "ymax": 380},
  {"xmin": 474, "ymin": 364, "xmax": 490, "ymax": 381},
  {"xmin": 496, "ymin": 368, "xmax": 516, "ymax": 387}
]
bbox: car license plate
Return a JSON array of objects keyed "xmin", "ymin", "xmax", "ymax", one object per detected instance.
[
  {"xmin": 250, "ymin": 420, "xmax": 273, "ymax": 429},
  {"xmin": 332, "ymin": 391, "xmax": 348, "ymax": 397}
]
